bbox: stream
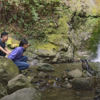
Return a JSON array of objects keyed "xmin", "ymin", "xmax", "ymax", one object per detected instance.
[
  {"xmin": 35, "ymin": 63, "xmax": 100, "ymax": 100},
  {"xmin": 41, "ymin": 88, "xmax": 94, "ymax": 100},
  {"xmin": 38, "ymin": 39, "xmax": 100, "ymax": 100}
]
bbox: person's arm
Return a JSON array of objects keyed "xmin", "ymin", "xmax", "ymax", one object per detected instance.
[
  {"xmin": 5, "ymin": 47, "xmax": 11, "ymax": 54},
  {"xmin": 0, "ymin": 46, "xmax": 9, "ymax": 55}
]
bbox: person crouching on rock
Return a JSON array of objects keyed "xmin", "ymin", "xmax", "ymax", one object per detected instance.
[
  {"xmin": 8, "ymin": 39, "xmax": 30, "ymax": 70},
  {"xmin": 0, "ymin": 32, "xmax": 11, "ymax": 57}
]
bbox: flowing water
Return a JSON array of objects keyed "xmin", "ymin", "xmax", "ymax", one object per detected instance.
[{"xmin": 92, "ymin": 43, "xmax": 100, "ymax": 62}]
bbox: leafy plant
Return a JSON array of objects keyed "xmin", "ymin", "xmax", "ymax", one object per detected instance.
[{"xmin": 87, "ymin": 19, "xmax": 100, "ymax": 53}]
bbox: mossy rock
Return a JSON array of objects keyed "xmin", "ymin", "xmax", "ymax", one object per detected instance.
[
  {"xmin": 0, "ymin": 83, "xmax": 7, "ymax": 98},
  {"xmin": 0, "ymin": 57, "xmax": 19, "ymax": 84},
  {"xmin": 34, "ymin": 49, "xmax": 56, "ymax": 57},
  {"xmin": 7, "ymin": 74, "xmax": 32, "ymax": 94},
  {"xmin": 7, "ymin": 37, "xmax": 19, "ymax": 49},
  {"xmin": 37, "ymin": 63, "xmax": 55, "ymax": 72},
  {"xmin": 0, "ymin": 88, "xmax": 41, "ymax": 100},
  {"xmin": 36, "ymin": 43, "xmax": 58, "ymax": 51}
]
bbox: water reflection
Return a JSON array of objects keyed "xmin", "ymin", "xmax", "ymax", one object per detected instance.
[{"xmin": 41, "ymin": 88, "xmax": 94, "ymax": 100}]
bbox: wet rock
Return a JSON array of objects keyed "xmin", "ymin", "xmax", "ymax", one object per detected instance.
[
  {"xmin": 62, "ymin": 71, "xmax": 68, "ymax": 79},
  {"xmin": 32, "ymin": 47, "xmax": 74, "ymax": 63},
  {"xmin": 7, "ymin": 74, "xmax": 31, "ymax": 93},
  {"xmin": 0, "ymin": 57, "xmax": 19, "ymax": 84},
  {"xmin": 82, "ymin": 70, "xmax": 92, "ymax": 77},
  {"xmin": 71, "ymin": 77, "xmax": 94, "ymax": 90},
  {"xmin": 94, "ymin": 88, "xmax": 100, "ymax": 100},
  {"xmin": 38, "ymin": 72, "xmax": 48, "ymax": 78},
  {"xmin": 65, "ymin": 78, "xmax": 68, "ymax": 82},
  {"xmin": 37, "ymin": 63, "xmax": 55, "ymax": 72},
  {"xmin": 29, "ymin": 59, "xmax": 39, "ymax": 66},
  {"xmin": 68, "ymin": 69, "xmax": 82, "ymax": 78},
  {"xmin": 38, "ymin": 80, "xmax": 47, "ymax": 88},
  {"xmin": 94, "ymin": 95, "xmax": 100, "ymax": 100},
  {"xmin": 66, "ymin": 83, "xmax": 72, "ymax": 89},
  {"xmin": 0, "ymin": 88, "xmax": 41, "ymax": 100},
  {"xmin": 95, "ymin": 88, "xmax": 100, "ymax": 95},
  {"xmin": 61, "ymin": 82, "xmax": 72, "ymax": 89}
]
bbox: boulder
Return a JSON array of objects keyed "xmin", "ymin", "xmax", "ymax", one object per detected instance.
[
  {"xmin": 37, "ymin": 63, "xmax": 55, "ymax": 72},
  {"xmin": 34, "ymin": 49, "xmax": 56, "ymax": 57},
  {"xmin": 0, "ymin": 57, "xmax": 19, "ymax": 84},
  {"xmin": 38, "ymin": 72, "xmax": 48, "ymax": 78},
  {"xmin": 71, "ymin": 77, "xmax": 94, "ymax": 90},
  {"xmin": 0, "ymin": 88, "xmax": 41, "ymax": 100},
  {"xmin": 61, "ymin": 82, "xmax": 72, "ymax": 89},
  {"xmin": 29, "ymin": 59, "xmax": 39, "ymax": 66},
  {"xmin": 0, "ymin": 83, "xmax": 7, "ymax": 98},
  {"xmin": 7, "ymin": 74, "xmax": 31, "ymax": 93},
  {"xmin": 68, "ymin": 69, "xmax": 82, "ymax": 78}
]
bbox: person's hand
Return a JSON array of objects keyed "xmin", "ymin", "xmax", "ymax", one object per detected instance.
[
  {"xmin": 8, "ymin": 51, "xmax": 11, "ymax": 54},
  {"xmin": 6, "ymin": 51, "xmax": 11, "ymax": 55},
  {"xmin": 7, "ymin": 50, "xmax": 12, "ymax": 54}
]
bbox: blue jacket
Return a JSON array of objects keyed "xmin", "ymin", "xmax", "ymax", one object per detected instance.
[{"xmin": 8, "ymin": 47, "xmax": 24, "ymax": 61}]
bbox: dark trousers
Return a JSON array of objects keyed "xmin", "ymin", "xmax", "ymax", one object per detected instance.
[{"xmin": 14, "ymin": 56, "xmax": 29, "ymax": 70}]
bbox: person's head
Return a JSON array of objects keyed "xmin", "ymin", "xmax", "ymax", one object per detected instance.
[
  {"xmin": 19, "ymin": 39, "xmax": 29, "ymax": 49},
  {"xmin": 1, "ymin": 32, "xmax": 8, "ymax": 42}
]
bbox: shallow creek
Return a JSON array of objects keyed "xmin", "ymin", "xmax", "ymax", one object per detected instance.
[{"xmin": 40, "ymin": 62, "xmax": 100, "ymax": 100}]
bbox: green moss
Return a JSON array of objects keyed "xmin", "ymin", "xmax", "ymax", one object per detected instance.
[
  {"xmin": 57, "ymin": 16, "xmax": 69, "ymax": 35},
  {"xmin": 28, "ymin": 39, "xmax": 58, "ymax": 51},
  {"xmin": 87, "ymin": 19, "xmax": 100, "ymax": 53},
  {"xmin": 1, "ymin": 0, "xmax": 100, "ymax": 55},
  {"xmin": 47, "ymin": 34, "xmax": 63, "ymax": 42},
  {"xmin": 7, "ymin": 37, "xmax": 19, "ymax": 48},
  {"xmin": 36, "ymin": 43, "xmax": 58, "ymax": 51},
  {"xmin": 44, "ymin": 15, "xmax": 69, "ymax": 41}
]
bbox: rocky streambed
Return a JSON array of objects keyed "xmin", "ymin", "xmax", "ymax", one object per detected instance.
[{"xmin": 0, "ymin": 57, "xmax": 100, "ymax": 100}]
